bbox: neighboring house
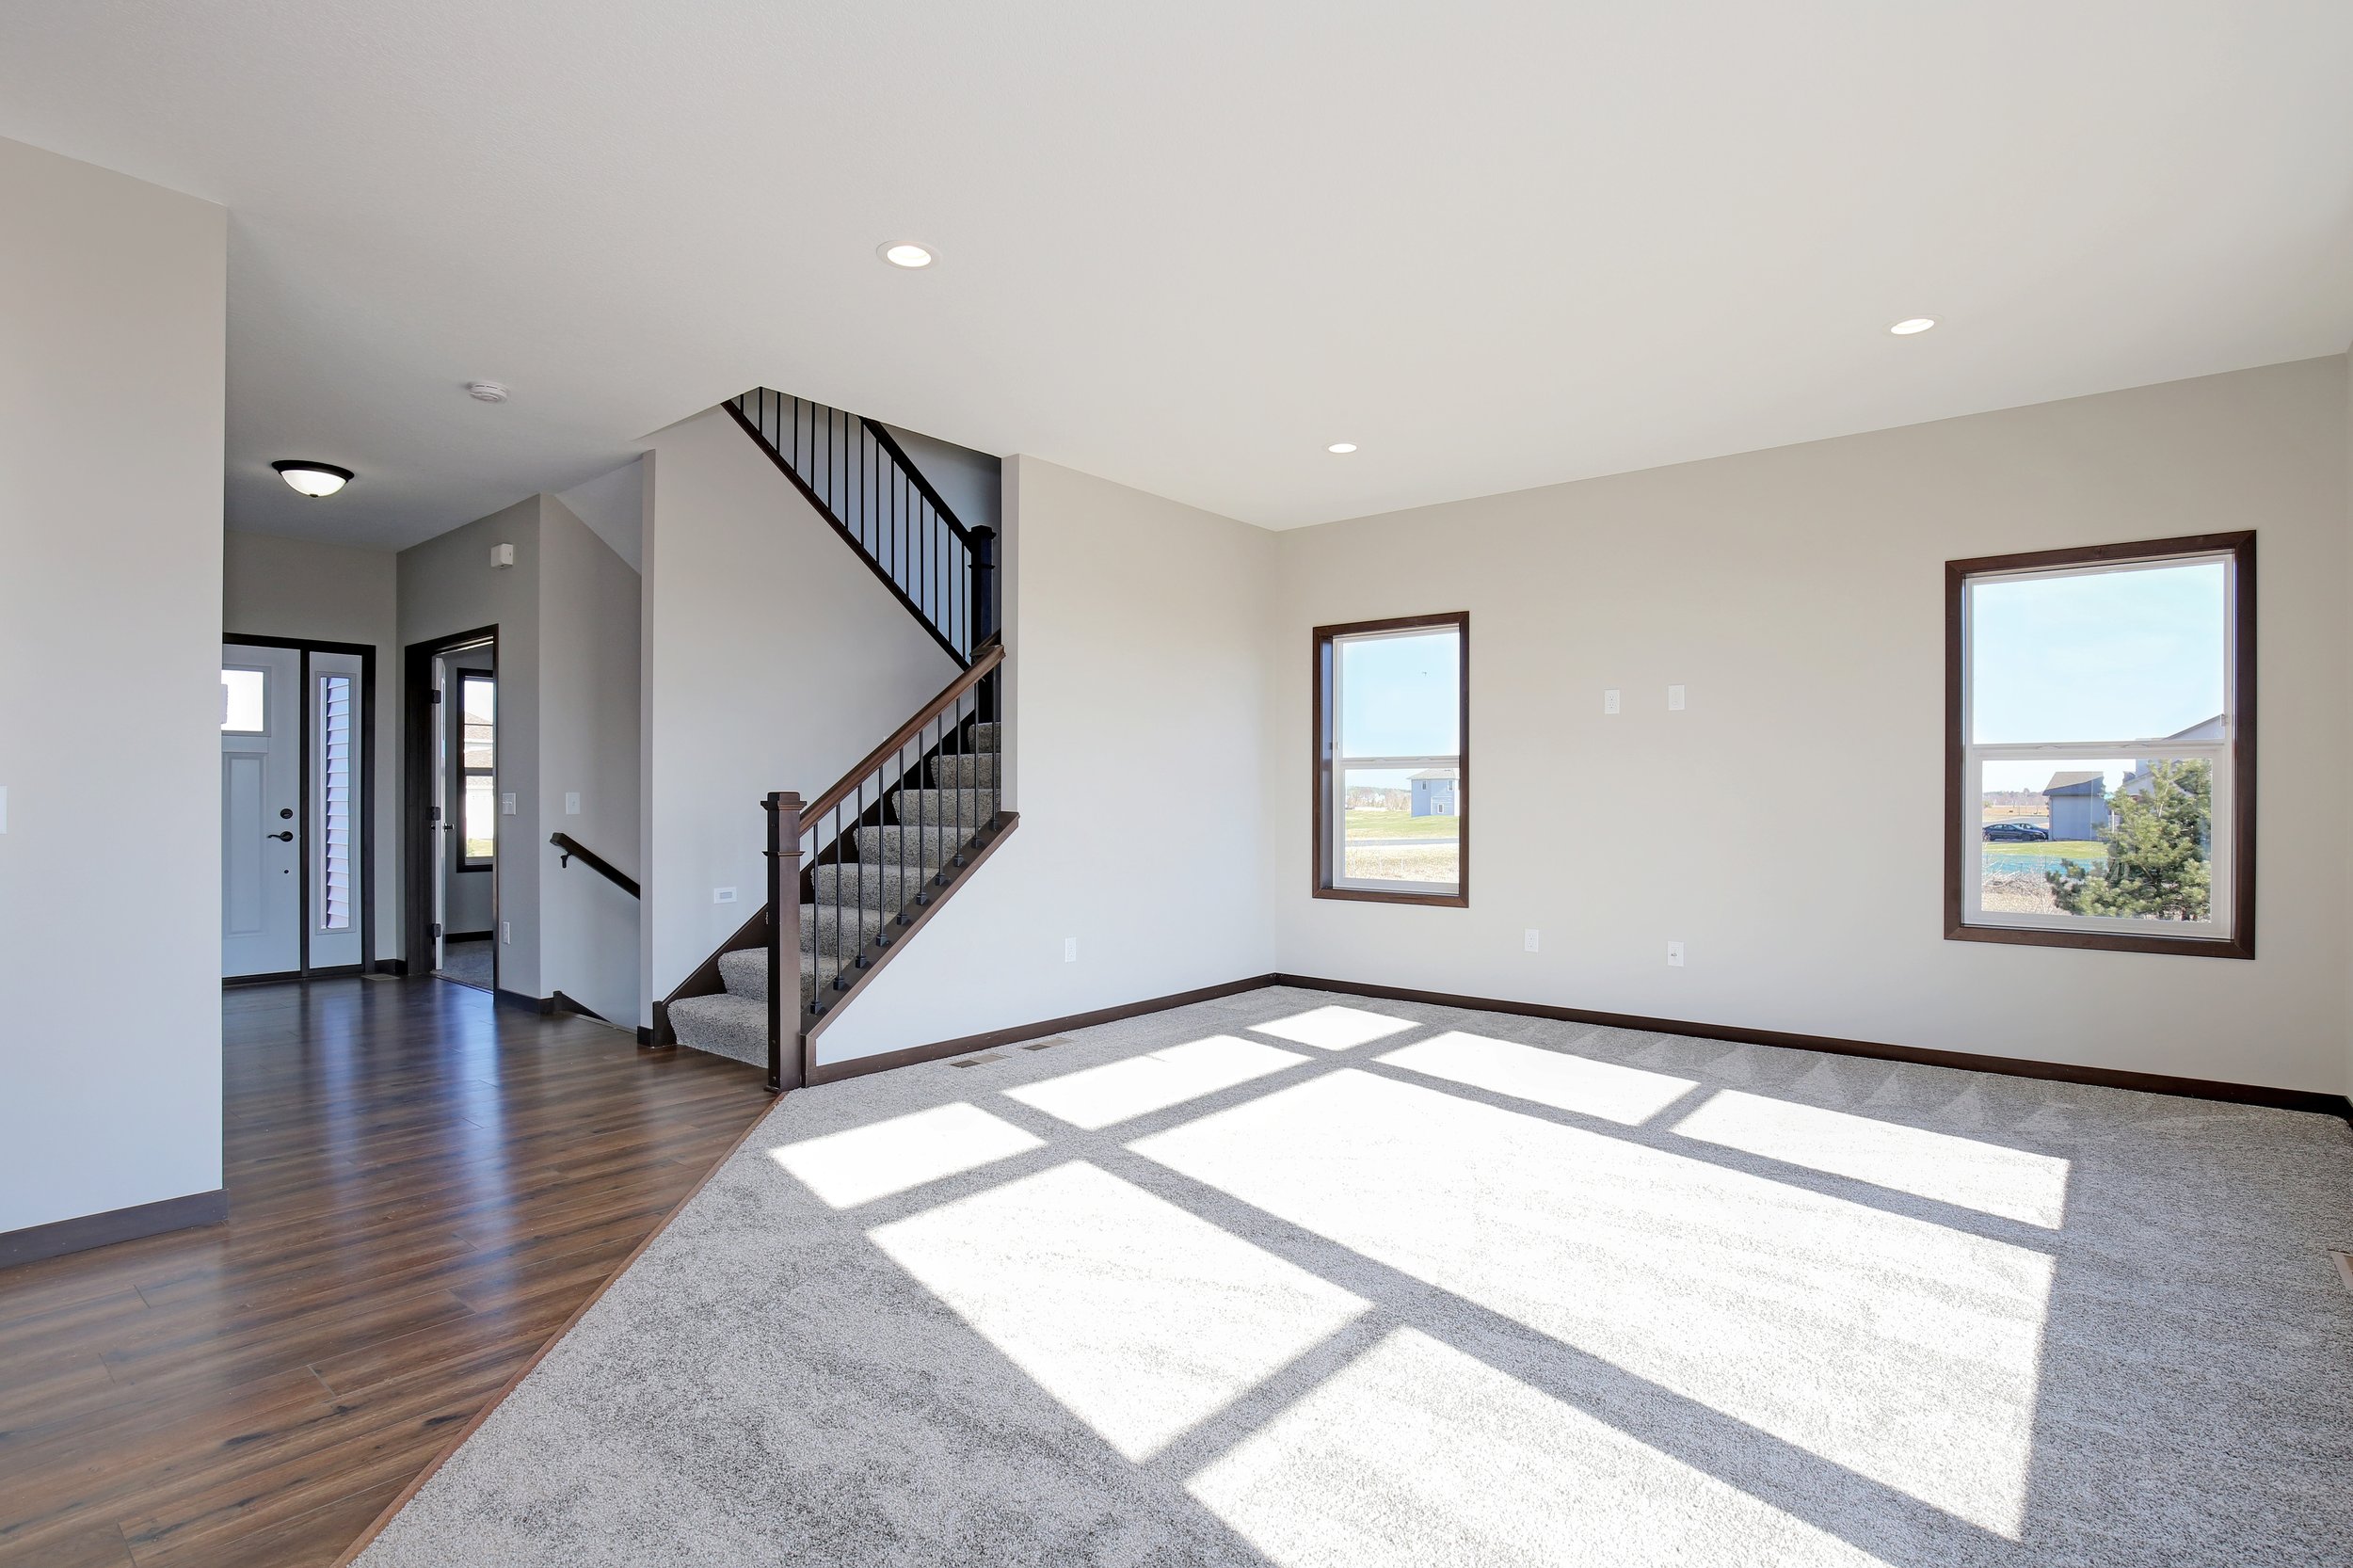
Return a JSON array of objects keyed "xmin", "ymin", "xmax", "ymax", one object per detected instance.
[
  {"xmin": 1410, "ymin": 767, "xmax": 1458, "ymax": 817},
  {"xmin": 2122, "ymin": 715, "xmax": 2226, "ymax": 798},
  {"xmin": 2044, "ymin": 771, "xmax": 2110, "ymax": 840}
]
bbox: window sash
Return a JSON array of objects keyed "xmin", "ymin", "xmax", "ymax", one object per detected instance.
[
  {"xmin": 1315, "ymin": 615, "xmax": 1467, "ymax": 905},
  {"xmin": 1958, "ymin": 745, "xmax": 2233, "ymax": 936},
  {"xmin": 1329, "ymin": 754, "xmax": 1463, "ymax": 896},
  {"xmin": 1956, "ymin": 545, "xmax": 2238, "ymax": 943}
]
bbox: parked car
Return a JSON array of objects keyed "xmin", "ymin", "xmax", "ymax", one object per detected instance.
[{"xmin": 1982, "ymin": 821, "xmax": 2049, "ymax": 841}]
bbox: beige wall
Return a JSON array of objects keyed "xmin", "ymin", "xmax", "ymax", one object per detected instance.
[
  {"xmin": 398, "ymin": 496, "xmax": 544, "ymax": 996},
  {"xmin": 538, "ymin": 496, "xmax": 642, "ymax": 1025},
  {"xmin": 818, "ymin": 456, "xmax": 1280, "ymax": 1064},
  {"xmin": 222, "ymin": 530, "xmax": 403, "ymax": 960},
  {"xmin": 1274, "ymin": 357, "xmax": 2351, "ymax": 1095},
  {"xmin": 0, "ymin": 138, "xmax": 227, "ymax": 1232}
]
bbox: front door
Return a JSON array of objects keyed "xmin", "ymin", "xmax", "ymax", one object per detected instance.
[{"xmin": 221, "ymin": 644, "xmax": 303, "ymax": 977}]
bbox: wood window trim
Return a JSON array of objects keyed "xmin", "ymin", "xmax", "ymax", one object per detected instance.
[
  {"xmin": 1312, "ymin": 612, "xmax": 1470, "ymax": 909},
  {"xmin": 1944, "ymin": 532, "xmax": 2255, "ymax": 959}
]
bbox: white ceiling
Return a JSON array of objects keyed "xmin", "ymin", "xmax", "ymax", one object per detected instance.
[{"xmin": 4, "ymin": 2, "xmax": 2350, "ymax": 550}]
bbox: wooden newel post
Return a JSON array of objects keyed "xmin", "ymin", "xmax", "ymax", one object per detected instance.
[
  {"xmin": 764, "ymin": 792, "xmax": 805, "ymax": 1095},
  {"xmin": 969, "ymin": 527, "xmax": 998, "ymax": 721},
  {"xmin": 969, "ymin": 527, "xmax": 998, "ymax": 647}
]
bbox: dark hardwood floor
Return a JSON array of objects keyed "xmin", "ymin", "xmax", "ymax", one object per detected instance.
[{"xmin": 0, "ymin": 976, "xmax": 769, "ymax": 1568}]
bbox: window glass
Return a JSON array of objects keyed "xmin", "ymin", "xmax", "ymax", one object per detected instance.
[
  {"xmin": 221, "ymin": 667, "xmax": 266, "ymax": 732},
  {"xmin": 1969, "ymin": 561, "xmax": 2226, "ymax": 744},
  {"xmin": 464, "ymin": 778, "xmax": 497, "ymax": 863},
  {"xmin": 458, "ymin": 671, "xmax": 495, "ymax": 867},
  {"xmin": 1321, "ymin": 618, "xmax": 1465, "ymax": 902},
  {"xmin": 1340, "ymin": 766, "xmax": 1462, "ymax": 889},
  {"xmin": 1337, "ymin": 631, "xmax": 1460, "ymax": 758}
]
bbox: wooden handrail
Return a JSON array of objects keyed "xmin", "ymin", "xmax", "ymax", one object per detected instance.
[
  {"xmin": 860, "ymin": 417, "xmax": 979, "ymax": 546},
  {"xmin": 549, "ymin": 832, "xmax": 640, "ymax": 898},
  {"xmin": 802, "ymin": 636, "xmax": 1004, "ymax": 826}
]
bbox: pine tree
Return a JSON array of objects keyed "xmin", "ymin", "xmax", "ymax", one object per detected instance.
[{"xmin": 2046, "ymin": 760, "xmax": 2211, "ymax": 920}]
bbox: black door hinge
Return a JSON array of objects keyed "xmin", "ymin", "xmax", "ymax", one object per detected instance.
[{"xmin": 430, "ymin": 922, "xmax": 443, "ymax": 940}]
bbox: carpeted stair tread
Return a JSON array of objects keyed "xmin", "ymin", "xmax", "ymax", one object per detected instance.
[
  {"xmin": 664, "ymin": 993, "xmax": 766, "ymax": 1066},
  {"xmin": 809, "ymin": 861, "xmax": 937, "ymax": 909},
  {"xmin": 889, "ymin": 787, "xmax": 1000, "ymax": 828},
  {"xmin": 853, "ymin": 823, "xmax": 975, "ymax": 868},
  {"xmin": 929, "ymin": 754, "xmax": 1000, "ymax": 789}
]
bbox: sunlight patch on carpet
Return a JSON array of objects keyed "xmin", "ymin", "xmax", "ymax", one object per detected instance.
[
  {"xmin": 768, "ymin": 1101, "xmax": 1042, "ymax": 1208},
  {"xmin": 871, "ymin": 1160, "xmax": 1368, "ymax": 1461},
  {"xmin": 1377, "ymin": 1031, "xmax": 1695, "ymax": 1125},
  {"xmin": 1189, "ymin": 1326, "xmax": 1895, "ymax": 1568},
  {"xmin": 1004, "ymin": 1034, "xmax": 1308, "ymax": 1129},
  {"xmin": 1673, "ymin": 1090, "xmax": 2070, "ymax": 1227},
  {"xmin": 1134, "ymin": 1069, "xmax": 2051, "ymax": 1536},
  {"xmin": 1247, "ymin": 1004, "xmax": 1419, "ymax": 1051}
]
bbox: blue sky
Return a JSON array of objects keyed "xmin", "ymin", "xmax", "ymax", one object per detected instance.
[
  {"xmin": 1338, "ymin": 629, "xmax": 1459, "ymax": 791},
  {"xmin": 1974, "ymin": 559, "xmax": 2225, "ymax": 792}
]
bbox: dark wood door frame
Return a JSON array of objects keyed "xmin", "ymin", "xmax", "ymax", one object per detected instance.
[
  {"xmin": 403, "ymin": 626, "xmax": 500, "ymax": 990},
  {"xmin": 222, "ymin": 633, "xmax": 378, "ymax": 980}
]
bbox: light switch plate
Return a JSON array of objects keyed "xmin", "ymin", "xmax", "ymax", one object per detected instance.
[
  {"xmin": 501, "ymin": 921, "xmax": 512, "ymax": 944},
  {"xmin": 1064, "ymin": 936, "xmax": 1079, "ymax": 963},
  {"xmin": 501, "ymin": 792, "xmax": 517, "ymax": 814},
  {"xmin": 713, "ymin": 887, "xmax": 738, "ymax": 904},
  {"xmin": 1667, "ymin": 684, "xmax": 1687, "ymax": 712},
  {"xmin": 1603, "ymin": 690, "xmax": 1621, "ymax": 715},
  {"xmin": 565, "ymin": 792, "xmax": 581, "ymax": 815},
  {"xmin": 1666, "ymin": 940, "xmax": 1685, "ymax": 967}
]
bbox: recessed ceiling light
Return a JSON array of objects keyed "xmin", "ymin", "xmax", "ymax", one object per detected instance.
[
  {"xmin": 273, "ymin": 460, "xmax": 353, "ymax": 498},
  {"xmin": 466, "ymin": 380, "xmax": 510, "ymax": 402},
  {"xmin": 879, "ymin": 242, "xmax": 936, "ymax": 268},
  {"xmin": 1326, "ymin": 442, "xmax": 1357, "ymax": 454},
  {"xmin": 1889, "ymin": 317, "xmax": 1937, "ymax": 335}
]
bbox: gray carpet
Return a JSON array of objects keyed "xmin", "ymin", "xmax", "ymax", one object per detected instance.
[
  {"xmin": 437, "ymin": 938, "xmax": 492, "ymax": 990},
  {"xmin": 356, "ymin": 987, "xmax": 2353, "ymax": 1567}
]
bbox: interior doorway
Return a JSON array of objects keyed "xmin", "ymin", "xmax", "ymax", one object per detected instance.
[
  {"xmin": 220, "ymin": 636, "xmax": 374, "ymax": 981},
  {"xmin": 404, "ymin": 627, "xmax": 499, "ymax": 992}
]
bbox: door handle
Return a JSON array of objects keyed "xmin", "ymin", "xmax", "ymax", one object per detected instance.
[{"xmin": 268, "ymin": 830, "xmax": 295, "ymax": 842}]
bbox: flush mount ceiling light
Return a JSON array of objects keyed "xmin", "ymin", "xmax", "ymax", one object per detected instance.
[
  {"xmin": 466, "ymin": 380, "xmax": 509, "ymax": 402},
  {"xmin": 1326, "ymin": 442, "xmax": 1358, "ymax": 454},
  {"xmin": 878, "ymin": 242, "xmax": 936, "ymax": 268},
  {"xmin": 272, "ymin": 460, "xmax": 353, "ymax": 498},
  {"xmin": 1888, "ymin": 317, "xmax": 1937, "ymax": 335}
]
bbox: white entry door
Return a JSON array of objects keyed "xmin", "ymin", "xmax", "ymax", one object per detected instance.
[{"xmin": 221, "ymin": 644, "xmax": 303, "ymax": 976}]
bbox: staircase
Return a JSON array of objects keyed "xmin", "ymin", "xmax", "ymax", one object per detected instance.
[
  {"xmin": 664, "ymin": 717, "xmax": 1004, "ymax": 1066},
  {"xmin": 657, "ymin": 389, "xmax": 1016, "ymax": 1091}
]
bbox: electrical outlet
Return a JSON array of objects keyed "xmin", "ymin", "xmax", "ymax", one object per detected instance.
[
  {"xmin": 1603, "ymin": 690, "xmax": 1621, "ymax": 715},
  {"xmin": 1666, "ymin": 940, "xmax": 1685, "ymax": 968},
  {"xmin": 1667, "ymin": 684, "xmax": 1687, "ymax": 712},
  {"xmin": 713, "ymin": 887, "xmax": 738, "ymax": 904},
  {"xmin": 1064, "ymin": 936, "xmax": 1079, "ymax": 963},
  {"xmin": 1524, "ymin": 928, "xmax": 1540, "ymax": 952},
  {"xmin": 565, "ymin": 792, "xmax": 581, "ymax": 815},
  {"xmin": 501, "ymin": 920, "xmax": 512, "ymax": 945}
]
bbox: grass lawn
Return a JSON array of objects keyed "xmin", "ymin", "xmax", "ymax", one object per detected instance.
[
  {"xmin": 1985, "ymin": 840, "xmax": 2105, "ymax": 864},
  {"xmin": 1344, "ymin": 808, "xmax": 1459, "ymax": 840}
]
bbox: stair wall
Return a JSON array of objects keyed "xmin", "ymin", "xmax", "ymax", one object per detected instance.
[
  {"xmin": 640, "ymin": 406, "xmax": 963, "ymax": 1028},
  {"xmin": 805, "ymin": 456, "xmax": 1280, "ymax": 1068}
]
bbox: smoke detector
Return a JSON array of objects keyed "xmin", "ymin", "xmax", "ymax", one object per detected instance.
[{"xmin": 466, "ymin": 381, "xmax": 510, "ymax": 403}]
